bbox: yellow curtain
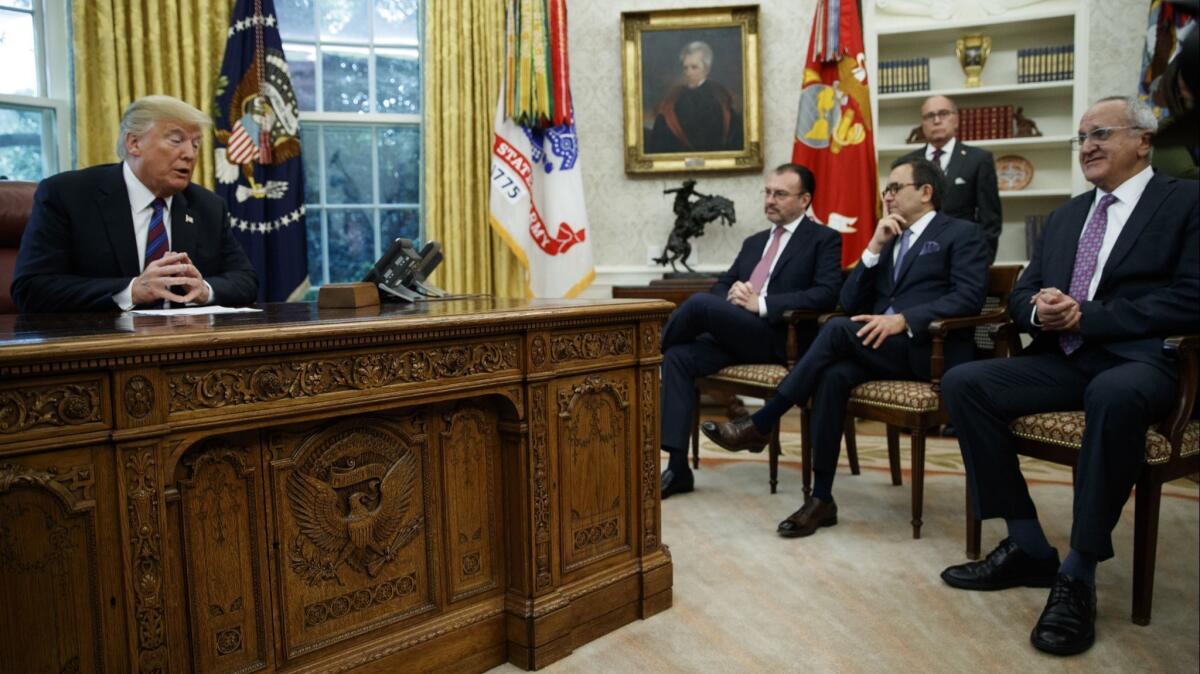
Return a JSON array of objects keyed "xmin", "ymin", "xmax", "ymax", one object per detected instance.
[
  {"xmin": 424, "ymin": 0, "xmax": 523, "ymax": 297},
  {"xmin": 72, "ymin": 0, "xmax": 231, "ymax": 189}
]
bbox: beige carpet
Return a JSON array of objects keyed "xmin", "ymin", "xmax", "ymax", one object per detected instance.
[{"xmin": 490, "ymin": 426, "xmax": 1200, "ymax": 673}]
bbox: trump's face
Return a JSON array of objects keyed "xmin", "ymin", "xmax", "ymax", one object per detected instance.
[
  {"xmin": 681, "ymin": 52, "xmax": 709, "ymax": 88},
  {"xmin": 125, "ymin": 119, "xmax": 202, "ymax": 198}
]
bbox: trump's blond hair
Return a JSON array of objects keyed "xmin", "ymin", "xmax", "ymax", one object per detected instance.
[{"xmin": 116, "ymin": 95, "xmax": 210, "ymax": 159}]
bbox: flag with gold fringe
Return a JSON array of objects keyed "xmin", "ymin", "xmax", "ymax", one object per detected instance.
[
  {"xmin": 791, "ymin": 0, "xmax": 878, "ymax": 268},
  {"xmin": 489, "ymin": 0, "xmax": 593, "ymax": 298}
]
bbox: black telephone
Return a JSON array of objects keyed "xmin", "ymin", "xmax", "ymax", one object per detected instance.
[{"xmin": 363, "ymin": 238, "xmax": 447, "ymax": 302}]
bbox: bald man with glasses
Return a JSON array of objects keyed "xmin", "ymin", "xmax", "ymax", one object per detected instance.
[{"xmin": 902, "ymin": 95, "xmax": 1002, "ymax": 262}]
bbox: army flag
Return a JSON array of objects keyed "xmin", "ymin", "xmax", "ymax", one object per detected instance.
[
  {"xmin": 792, "ymin": 0, "xmax": 878, "ymax": 267},
  {"xmin": 213, "ymin": 0, "xmax": 308, "ymax": 302},
  {"xmin": 489, "ymin": 0, "xmax": 593, "ymax": 298}
]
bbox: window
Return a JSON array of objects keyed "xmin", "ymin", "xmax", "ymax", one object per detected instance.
[
  {"xmin": 279, "ymin": 0, "xmax": 422, "ymax": 286},
  {"xmin": 0, "ymin": 0, "xmax": 69, "ymax": 181}
]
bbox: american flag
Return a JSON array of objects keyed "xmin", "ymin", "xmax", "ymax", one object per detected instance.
[{"xmin": 226, "ymin": 115, "xmax": 271, "ymax": 164}]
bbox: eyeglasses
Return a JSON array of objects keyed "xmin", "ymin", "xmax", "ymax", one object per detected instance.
[
  {"xmin": 881, "ymin": 182, "xmax": 918, "ymax": 199},
  {"xmin": 921, "ymin": 109, "xmax": 956, "ymax": 122},
  {"xmin": 763, "ymin": 188, "xmax": 803, "ymax": 200},
  {"xmin": 1070, "ymin": 126, "xmax": 1146, "ymax": 148}
]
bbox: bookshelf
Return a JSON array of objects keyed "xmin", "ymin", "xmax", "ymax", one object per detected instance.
[{"xmin": 865, "ymin": 0, "xmax": 1089, "ymax": 264}]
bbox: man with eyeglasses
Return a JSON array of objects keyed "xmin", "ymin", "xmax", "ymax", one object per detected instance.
[
  {"xmin": 902, "ymin": 95, "xmax": 1002, "ymax": 262},
  {"xmin": 701, "ymin": 156, "xmax": 989, "ymax": 535},
  {"xmin": 938, "ymin": 96, "xmax": 1199, "ymax": 656},
  {"xmin": 659, "ymin": 163, "xmax": 842, "ymax": 499}
]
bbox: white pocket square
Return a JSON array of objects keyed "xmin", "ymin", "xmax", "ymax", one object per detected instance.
[{"xmin": 954, "ymin": 177, "xmax": 967, "ymax": 185}]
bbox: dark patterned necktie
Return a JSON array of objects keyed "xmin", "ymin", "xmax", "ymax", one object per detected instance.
[
  {"xmin": 932, "ymin": 147, "xmax": 944, "ymax": 168},
  {"xmin": 144, "ymin": 198, "xmax": 169, "ymax": 268},
  {"xmin": 1060, "ymin": 194, "xmax": 1118, "ymax": 355}
]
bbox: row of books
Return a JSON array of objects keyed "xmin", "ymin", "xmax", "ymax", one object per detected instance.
[
  {"xmin": 1025, "ymin": 214, "xmax": 1047, "ymax": 258},
  {"xmin": 878, "ymin": 58, "xmax": 930, "ymax": 94},
  {"xmin": 1017, "ymin": 45, "xmax": 1074, "ymax": 83},
  {"xmin": 958, "ymin": 105, "xmax": 1014, "ymax": 141}
]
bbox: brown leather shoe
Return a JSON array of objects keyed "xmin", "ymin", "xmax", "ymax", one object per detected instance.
[
  {"xmin": 700, "ymin": 417, "xmax": 770, "ymax": 453},
  {"xmin": 777, "ymin": 497, "xmax": 838, "ymax": 538}
]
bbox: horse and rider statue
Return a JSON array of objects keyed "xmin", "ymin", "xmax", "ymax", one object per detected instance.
[{"xmin": 654, "ymin": 179, "xmax": 736, "ymax": 274}]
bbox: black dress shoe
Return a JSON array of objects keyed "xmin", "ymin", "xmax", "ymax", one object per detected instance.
[
  {"xmin": 700, "ymin": 417, "xmax": 770, "ymax": 453},
  {"xmin": 1031, "ymin": 574, "xmax": 1097, "ymax": 656},
  {"xmin": 660, "ymin": 468, "xmax": 694, "ymax": 499},
  {"xmin": 940, "ymin": 538, "xmax": 1060, "ymax": 591},
  {"xmin": 776, "ymin": 497, "xmax": 837, "ymax": 538}
]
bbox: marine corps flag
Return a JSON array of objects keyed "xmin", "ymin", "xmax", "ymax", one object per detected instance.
[
  {"xmin": 489, "ymin": 0, "xmax": 594, "ymax": 298},
  {"xmin": 213, "ymin": 0, "xmax": 307, "ymax": 301},
  {"xmin": 792, "ymin": 0, "xmax": 878, "ymax": 267}
]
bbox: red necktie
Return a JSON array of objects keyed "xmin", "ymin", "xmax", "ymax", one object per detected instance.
[{"xmin": 747, "ymin": 226, "xmax": 785, "ymax": 293}]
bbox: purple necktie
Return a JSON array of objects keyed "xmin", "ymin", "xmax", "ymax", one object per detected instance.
[
  {"xmin": 932, "ymin": 147, "xmax": 944, "ymax": 167},
  {"xmin": 1060, "ymin": 193, "xmax": 1117, "ymax": 355},
  {"xmin": 144, "ymin": 198, "xmax": 169, "ymax": 268},
  {"xmin": 748, "ymin": 226, "xmax": 785, "ymax": 293},
  {"xmin": 884, "ymin": 228, "xmax": 913, "ymax": 315}
]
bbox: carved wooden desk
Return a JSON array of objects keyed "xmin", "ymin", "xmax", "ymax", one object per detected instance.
[{"xmin": 0, "ymin": 298, "xmax": 673, "ymax": 673}]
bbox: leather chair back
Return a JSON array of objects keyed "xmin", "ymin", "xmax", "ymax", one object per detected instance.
[{"xmin": 0, "ymin": 181, "xmax": 37, "ymax": 314}]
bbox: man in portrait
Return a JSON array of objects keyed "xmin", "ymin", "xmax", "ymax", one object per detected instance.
[{"xmin": 645, "ymin": 41, "xmax": 744, "ymax": 154}]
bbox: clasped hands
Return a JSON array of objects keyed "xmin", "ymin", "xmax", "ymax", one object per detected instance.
[
  {"xmin": 1031, "ymin": 287, "xmax": 1080, "ymax": 331},
  {"xmin": 131, "ymin": 251, "xmax": 210, "ymax": 305},
  {"xmin": 726, "ymin": 280, "xmax": 761, "ymax": 312}
]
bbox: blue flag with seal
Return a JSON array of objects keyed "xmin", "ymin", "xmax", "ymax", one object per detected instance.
[{"xmin": 213, "ymin": 0, "xmax": 307, "ymax": 302}]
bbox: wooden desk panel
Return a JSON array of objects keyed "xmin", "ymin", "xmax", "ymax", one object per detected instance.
[{"xmin": 0, "ymin": 298, "xmax": 673, "ymax": 673}]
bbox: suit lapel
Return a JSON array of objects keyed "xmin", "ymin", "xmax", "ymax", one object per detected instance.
[
  {"xmin": 1096, "ymin": 174, "xmax": 1170, "ymax": 293},
  {"xmin": 943, "ymin": 143, "xmax": 968, "ymax": 182},
  {"xmin": 893, "ymin": 213, "xmax": 948, "ymax": 289},
  {"xmin": 170, "ymin": 190, "xmax": 193, "ymax": 257},
  {"xmin": 767, "ymin": 217, "xmax": 809, "ymax": 283},
  {"xmin": 1050, "ymin": 191, "xmax": 1096, "ymax": 291},
  {"xmin": 97, "ymin": 164, "xmax": 141, "ymax": 277}
]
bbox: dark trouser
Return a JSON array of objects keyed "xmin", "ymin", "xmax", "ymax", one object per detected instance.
[
  {"xmin": 776, "ymin": 317, "xmax": 918, "ymax": 474},
  {"xmin": 659, "ymin": 293, "xmax": 784, "ymax": 452},
  {"xmin": 942, "ymin": 347, "xmax": 1176, "ymax": 561}
]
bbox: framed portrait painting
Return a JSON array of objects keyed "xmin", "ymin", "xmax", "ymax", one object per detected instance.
[{"xmin": 621, "ymin": 5, "xmax": 763, "ymax": 174}]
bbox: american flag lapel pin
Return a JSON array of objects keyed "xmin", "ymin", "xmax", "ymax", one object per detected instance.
[{"xmin": 185, "ymin": 213, "xmax": 194, "ymax": 224}]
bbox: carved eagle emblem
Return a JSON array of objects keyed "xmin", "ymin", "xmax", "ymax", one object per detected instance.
[{"xmin": 287, "ymin": 450, "xmax": 421, "ymax": 580}]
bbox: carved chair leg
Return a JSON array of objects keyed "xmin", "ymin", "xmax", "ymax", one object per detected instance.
[
  {"xmin": 887, "ymin": 425, "xmax": 902, "ymax": 486},
  {"xmin": 966, "ymin": 483, "xmax": 982, "ymax": 560},
  {"xmin": 769, "ymin": 425, "xmax": 781, "ymax": 494},
  {"xmin": 1132, "ymin": 470, "xmax": 1163, "ymax": 626},
  {"xmin": 910, "ymin": 427, "xmax": 927, "ymax": 539},
  {"xmin": 800, "ymin": 407, "xmax": 813, "ymax": 499},
  {"xmin": 844, "ymin": 414, "xmax": 861, "ymax": 475},
  {"xmin": 691, "ymin": 386, "xmax": 701, "ymax": 469}
]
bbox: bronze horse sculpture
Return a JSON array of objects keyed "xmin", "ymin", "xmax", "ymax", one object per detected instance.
[{"xmin": 654, "ymin": 181, "xmax": 736, "ymax": 273}]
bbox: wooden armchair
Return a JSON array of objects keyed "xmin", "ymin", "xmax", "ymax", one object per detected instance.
[
  {"xmin": 692, "ymin": 309, "xmax": 860, "ymax": 494},
  {"xmin": 966, "ymin": 333, "xmax": 1199, "ymax": 625},
  {"xmin": 817, "ymin": 264, "xmax": 1024, "ymax": 538}
]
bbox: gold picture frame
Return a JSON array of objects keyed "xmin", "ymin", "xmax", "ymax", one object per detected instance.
[{"xmin": 621, "ymin": 5, "xmax": 763, "ymax": 174}]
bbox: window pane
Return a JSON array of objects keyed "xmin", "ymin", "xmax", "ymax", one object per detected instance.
[
  {"xmin": 375, "ymin": 48, "xmax": 419, "ymax": 115},
  {"xmin": 323, "ymin": 126, "xmax": 371, "ymax": 204},
  {"xmin": 0, "ymin": 1, "xmax": 33, "ymax": 9},
  {"xmin": 0, "ymin": 9, "xmax": 37, "ymax": 96},
  {"xmin": 277, "ymin": 0, "xmax": 316, "ymax": 41},
  {"xmin": 374, "ymin": 0, "xmax": 419, "ymax": 45},
  {"xmin": 322, "ymin": 46, "xmax": 369, "ymax": 112},
  {"xmin": 300, "ymin": 124, "xmax": 321, "ymax": 204},
  {"xmin": 380, "ymin": 208, "xmax": 419, "ymax": 248},
  {"xmin": 326, "ymin": 209, "xmax": 376, "ymax": 282},
  {"xmin": 0, "ymin": 105, "xmax": 48, "ymax": 181},
  {"xmin": 284, "ymin": 44, "xmax": 317, "ymax": 112},
  {"xmin": 318, "ymin": 0, "xmax": 368, "ymax": 42},
  {"xmin": 305, "ymin": 208, "xmax": 326, "ymax": 285},
  {"xmin": 377, "ymin": 125, "xmax": 419, "ymax": 204}
]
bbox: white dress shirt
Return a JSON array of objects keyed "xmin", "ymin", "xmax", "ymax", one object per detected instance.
[
  {"xmin": 755, "ymin": 215, "xmax": 802, "ymax": 317},
  {"xmin": 859, "ymin": 209, "xmax": 936, "ymax": 269},
  {"xmin": 926, "ymin": 137, "xmax": 956, "ymax": 172}
]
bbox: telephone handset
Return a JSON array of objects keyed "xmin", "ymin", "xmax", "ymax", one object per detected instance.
[{"xmin": 363, "ymin": 238, "xmax": 446, "ymax": 302}]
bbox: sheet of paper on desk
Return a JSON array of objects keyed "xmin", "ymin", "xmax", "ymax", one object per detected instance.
[{"xmin": 127, "ymin": 306, "xmax": 265, "ymax": 316}]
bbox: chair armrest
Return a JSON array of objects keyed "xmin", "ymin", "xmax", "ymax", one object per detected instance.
[
  {"xmin": 927, "ymin": 309, "xmax": 1009, "ymax": 338},
  {"xmin": 816, "ymin": 311, "xmax": 845, "ymax": 327},
  {"xmin": 1160, "ymin": 334, "xmax": 1200, "ymax": 458},
  {"xmin": 783, "ymin": 310, "xmax": 831, "ymax": 363},
  {"xmin": 781, "ymin": 309, "xmax": 827, "ymax": 324}
]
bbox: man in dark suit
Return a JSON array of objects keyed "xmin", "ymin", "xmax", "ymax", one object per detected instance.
[
  {"xmin": 939, "ymin": 97, "xmax": 1199, "ymax": 655},
  {"xmin": 702, "ymin": 156, "xmax": 989, "ymax": 535},
  {"xmin": 646, "ymin": 41, "xmax": 743, "ymax": 154},
  {"xmin": 12, "ymin": 95, "xmax": 257, "ymax": 313},
  {"xmin": 902, "ymin": 95, "xmax": 1002, "ymax": 262},
  {"xmin": 659, "ymin": 163, "xmax": 842, "ymax": 498}
]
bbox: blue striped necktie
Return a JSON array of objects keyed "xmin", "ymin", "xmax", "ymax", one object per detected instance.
[{"xmin": 144, "ymin": 198, "xmax": 169, "ymax": 268}]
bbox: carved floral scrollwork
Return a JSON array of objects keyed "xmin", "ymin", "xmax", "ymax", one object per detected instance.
[
  {"xmin": 640, "ymin": 322, "xmax": 660, "ymax": 357},
  {"xmin": 123, "ymin": 376, "xmax": 155, "ymax": 419},
  {"xmin": 572, "ymin": 518, "xmax": 619, "ymax": 551},
  {"xmin": 530, "ymin": 335, "xmax": 547, "ymax": 367},
  {"xmin": 530, "ymin": 386, "xmax": 551, "ymax": 591},
  {"xmin": 215, "ymin": 627, "xmax": 243, "ymax": 656},
  {"xmin": 169, "ymin": 341, "xmax": 519, "ymax": 412},
  {"xmin": 641, "ymin": 370, "xmax": 659, "ymax": 550},
  {"xmin": 550, "ymin": 330, "xmax": 633, "ymax": 363},
  {"xmin": 0, "ymin": 382, "xmax": 101, "ymax": 434},
  {"xmin": 302, "ymin": 572, "xmax": 417, "ymax": 628},
  {"xmin": 124, "ymin": 449, "xmax": 167, "ymax": 661},
  {"xmin": 556, "ymin": 376, "xmax": 630, "ymax": 418}
]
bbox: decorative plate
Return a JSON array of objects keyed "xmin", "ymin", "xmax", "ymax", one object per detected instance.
[{"xmin": 995, "ymin": 155, "xmax": 1034, "ymax": 191}]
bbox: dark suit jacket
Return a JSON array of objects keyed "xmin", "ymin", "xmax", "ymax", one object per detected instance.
[
  {"xmin": 710, "ymin": 217, "xmax": 843, "ymax": 359},
  {"xmin": 1011, "ymin": 172, "xmax": 1200, "ymax": 375},
  {"xmin": 840, "ymin": 212, "xmax": 990, "ymax": 375},
  {"xmin": 903, "ymin": 141, "xmax": 1002, "ymax": 262},
  {"xmin": 11, "ymin": 163, "xmax": 258, "ymax": 312}
]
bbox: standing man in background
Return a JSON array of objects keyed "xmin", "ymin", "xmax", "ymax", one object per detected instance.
[{"xmin": 903, "ymin": 95, "xmax": 1002, "ymax": 262}]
